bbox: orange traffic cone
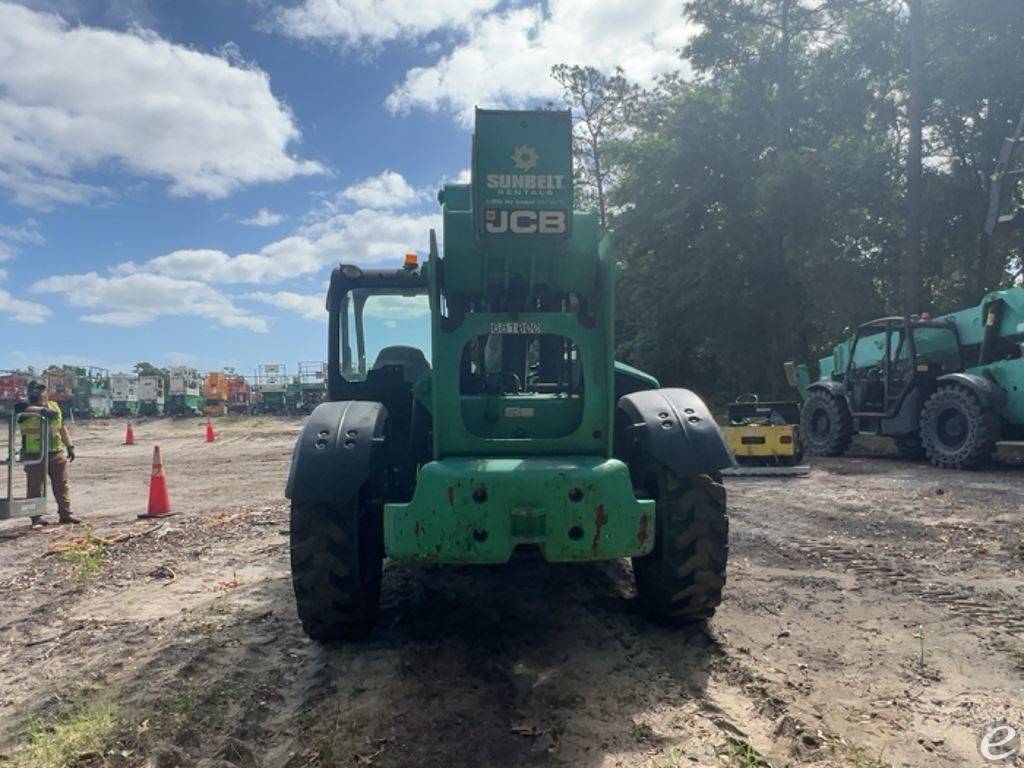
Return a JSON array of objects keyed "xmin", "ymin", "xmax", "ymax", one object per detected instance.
[
  {"xmin": 205, "ymin": 416, "xmax": 216, "ymax": 443},
  {"xmin": 139, "ymin": 445, "xmax": 173, "ymax": 519},
  {"xmin": 124, "ymin": 421, "xmax": 135, "ymax": 446}
]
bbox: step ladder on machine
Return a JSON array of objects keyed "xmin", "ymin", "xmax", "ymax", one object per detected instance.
[{"xmin": 0, "ymin": 409, "xmax": 49, "ymax": 521}]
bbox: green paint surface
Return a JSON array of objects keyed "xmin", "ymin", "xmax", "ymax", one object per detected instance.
[{"xmin": 385, "ymin": 457, "xmax": 654, "ymax": 563}]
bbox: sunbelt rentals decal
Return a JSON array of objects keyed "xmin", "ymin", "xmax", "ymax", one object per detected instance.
[{"xmin": 483, "ymin": 145, "xmax": 568, "ymax": 235}]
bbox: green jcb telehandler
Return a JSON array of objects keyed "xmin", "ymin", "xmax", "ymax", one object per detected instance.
[{"xmin": 285, "ymin": 109, "xmax": 734, "ymax": 641}]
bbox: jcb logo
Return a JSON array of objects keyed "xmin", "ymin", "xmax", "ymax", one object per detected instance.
[{"xmin": 484, "ymin": 209, "xmax": 567, "ymax": 235}]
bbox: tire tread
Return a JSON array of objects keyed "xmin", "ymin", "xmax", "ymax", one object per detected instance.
[
  {"xmin": 633, "ymin": 473, "xmax": 729, "ymax": 623},
  {"xmin": 801, "ymin": 390, "xmax": 854, "ymax": 457},
  {"xmin": 290, "ymin": 499, "xmax": 381, "ymax": 641},
  {"xmin": 920, "ymin": 385, "xmax": 1000, "ymax": 470}
]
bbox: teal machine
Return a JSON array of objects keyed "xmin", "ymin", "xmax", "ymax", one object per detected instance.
[
  {"xmin": 789, "ymin": 110, "xmax": 1024, "ymax": 470},
  {"xmin": 788, "ymin": 288, "xmax": 1024, "ymax": 468},
  {"xmin": 284, "ymin": 109, "xmax": 734, "ymax": 641}
]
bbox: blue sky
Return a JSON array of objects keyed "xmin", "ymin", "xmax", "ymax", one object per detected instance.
[{"xmin": 0, "ymin": 0, "xmax": 693, "ymax": 378}]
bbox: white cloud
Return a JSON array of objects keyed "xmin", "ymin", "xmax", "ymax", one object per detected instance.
[
  {"xmin": 0, "ymin": 2, "xmax": 323, "ymax": 208},
  {"xmin": 273, "ymin": 0, "xmax": 500, "ymax": 47},
  {"xmin": 249, "ymin": 290, "xmax": 428, "ymax": 322},
  {"xmin": 31, "ymin": 272, "xmax": 268, "ymax": 332},
  {"xmin": 339, "ymin": 170, "xmax": 422, "ymax": 209},
  {"xmin": 0, "ymin": 217, "xmax": 44, "ymax": 261},
  {"xmin": 121, "ymin": 207, "xmax": 440, "ymax": 285},
  {"xmin": 79, "ymin": 310, "xmax": 153, "ymax": 327},
  {"xmin": 248, "ymin": 290, "xmax": 323, "ymax": 321},
  {"xmin": 19, "ymin": 0, "xmax": 157, "ymax": 27},
  {"xmin": 364, "ymin": 295, "xmax": 430, "ymax": 320},
  {"xmin": 385, "ymin": 0, "xmax": 695, "ymax": 124},
  {"xmin": 0, "ymin": 219, "xmax": 44, "ymax": 246},
  {"xmin": 240, "ymin": 208, "xmax": 286, "ymax": 227},
  {"xmin": 0, "ymin": 288, "xmax": 51, "ymax": 323}
]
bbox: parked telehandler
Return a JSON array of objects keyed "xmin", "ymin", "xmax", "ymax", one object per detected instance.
[
  {"xmin": 285, "ymin": 109, "xmax": 734, "ymax": 640},
  {"xmin": 786, "ymin": 108, "xmax": 1024, "ymax": 470},
  {"xmin": 786, "ymin": 291, "xmax": 1024, "ymax": 469}
]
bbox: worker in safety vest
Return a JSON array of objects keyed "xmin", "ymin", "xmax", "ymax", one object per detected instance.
[{"xmin": 15, "ymin": 380, "xmax": 78, "ymax": 525}]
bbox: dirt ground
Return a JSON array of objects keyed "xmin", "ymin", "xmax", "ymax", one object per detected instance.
[{"xmin": 1, "ymin": 416, "xmax": 1022, "ymax": 768}]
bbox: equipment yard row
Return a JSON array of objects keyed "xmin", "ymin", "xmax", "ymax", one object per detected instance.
[{"xmin": 0, "ymin": 363, "xmax": 328, "ymax": 419}]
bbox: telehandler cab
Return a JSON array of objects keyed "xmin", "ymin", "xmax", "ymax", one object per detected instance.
[{"xmin": 286, "ymin": 109, "xmax": 733, "ymax": 641}]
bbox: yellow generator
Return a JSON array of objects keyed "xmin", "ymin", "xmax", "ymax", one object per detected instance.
[{"xmin": 722, "ymin": 395, "xmax": 806, "ymax": 475}]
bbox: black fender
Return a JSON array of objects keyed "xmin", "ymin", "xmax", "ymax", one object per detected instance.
[
  {"xmin": 286, "ymin": 401, "xmax": 388, "ymax": 504},
  {"xmin": 808, "ymin": 380, "xmax": 846, "ymax": 399},
  {"xmin": 937, "ymin": 372, "xmax": 1008, "ymax": 411},
  {"xmin": 616, "ymin": 388, "xmax": 735, "ymax": 478}
]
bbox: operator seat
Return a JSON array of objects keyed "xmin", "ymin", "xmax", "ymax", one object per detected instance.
[{"xmin": 372, "ymin": 346, "xmax": 431, "ymax": 384}]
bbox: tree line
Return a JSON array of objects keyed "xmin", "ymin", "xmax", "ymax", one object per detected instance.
[{"xmin": 553, "ymin": 0, "xmax": 1024, "ymax": 402}]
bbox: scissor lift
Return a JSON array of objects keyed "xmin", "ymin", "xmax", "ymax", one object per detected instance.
[{"xmin": 0, "ymin": 409, "xmax": 49, "ymax": 522}]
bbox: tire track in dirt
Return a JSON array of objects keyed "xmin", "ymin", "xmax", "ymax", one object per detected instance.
[
  {"xmin": 5, "ymin": 423, "xmax": 1022, "ymax": 767},
  {"xmin": 783, "ymin": 537, "xmax": 1024, "ymax": 635}
]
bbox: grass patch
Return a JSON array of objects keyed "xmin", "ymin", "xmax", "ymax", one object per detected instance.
[
  {"xmin": 630, "ymin": 720, "xmax": 655, "ymax": 742},
  {"xmin": 150, "ymin": 683, "xmax": 236, "ymax": 735},
  {"xmin": 719, "ymin": 737, "xmax": 772, "ymax": 767},
  {"xmin": 311, "ymin": 741, "xmax": 340, "ymax": 768},
  {"xmin": 60, "ymin": 530, "xmax": 111, "ymax": 582},
  {"xmin": 824, "ymin": 739, "xmax": 892, "ymax": 768},
  {"xmin": 2, "ymin": 699, "xmax": 123, "ymax": 768},
  {"xmin": 1, "ymin": 681, "xmax": 243, "ymax": 767},
  {"xmin": 847, "ymin": 746, "xmax": 891, "ymax": 768},
  {"xmin": 654, "ymin": 747, "xmax": 689, "ymax": 767}
]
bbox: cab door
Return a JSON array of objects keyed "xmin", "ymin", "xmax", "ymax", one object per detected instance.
[{"xmin": 846, "ymin": 319, "xmax": 914, "ymax": 418}]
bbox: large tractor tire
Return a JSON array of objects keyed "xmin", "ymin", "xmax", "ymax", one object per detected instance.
[
  {"xmin": 920, "ymin": 385, "xmax": 1000, "ymax": 470},
  {"xmin": 632, "ymin": 469, "xmax": 728, "ymax": 623},
  {"xmin": 290, "ymin": 496, "xmax": 383, "ymax": 641},
  {"xmin": 893, "ymin": 432, "xmax": 925, "ymax": 460},
  {"xmin": 801, "ymin": 389, "xmax": 853, "ymax": 456}
]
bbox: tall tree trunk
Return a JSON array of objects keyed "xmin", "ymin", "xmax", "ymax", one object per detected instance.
[
  {"xmin": 903, "ymin": 0, "xmax": 925, "ymax": 314},
  {"xmin": 592, "ymin": 134, "xmax": 606, "ymax": 229},
  {"xmin": 775, "ymin": 0, "xmax": 794, "ymax": 152},
  {"xmin": 767, "ymin": 0, "xmax": 795, "ymax": 386}
]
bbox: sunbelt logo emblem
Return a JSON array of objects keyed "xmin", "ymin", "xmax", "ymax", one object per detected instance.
[
  {"xmin": 511, "ymin": 145, "xmax": 540, "ymax": 171},
  {"xmin": 483, "ymin": 143, "xmax": 566, "ymax": 195}
]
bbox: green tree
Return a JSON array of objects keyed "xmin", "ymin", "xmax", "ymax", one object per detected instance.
[
  {"xmin": 550, "ymin": 64, "xmax": 641, "ymax": 227},
  {"xmin": 556, "ymin": 0, "xmax": 1023, "ymax": 401},
  {"xmin": 611, "ymin": 0, "xmax": 900, "ymax": 399}
]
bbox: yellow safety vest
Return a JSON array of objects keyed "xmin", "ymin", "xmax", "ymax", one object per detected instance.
[{"xmin": 20, "ymin": 401, "xmax": 65, "ymax": 455}]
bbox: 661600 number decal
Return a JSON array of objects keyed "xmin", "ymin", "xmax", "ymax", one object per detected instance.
[{"xmin": 490, "ymin": 321, "xmax": 542, "ymax": 334}]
